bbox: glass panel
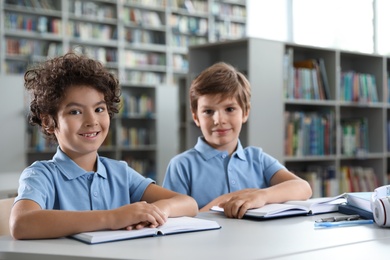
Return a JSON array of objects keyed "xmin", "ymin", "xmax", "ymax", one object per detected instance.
[
  {"xmin": 377, "ymin": 0, "xmax": 390, "ymax": 55},
  {"xmin": 293, "ymin": 0, "xmax": 374, "ymax": 53},
  {"xmin": 247, "ymin": 0, "xmax": 289, "ymax": 42}
]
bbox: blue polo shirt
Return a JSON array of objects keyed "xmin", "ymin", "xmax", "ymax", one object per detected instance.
[
  {"xmin": 15, "ymin": 147, "xmax": 154, "ymax": 210},
  {"xmin": 162, "ymin": 137, "xmax": 286, "ymax": 209}
]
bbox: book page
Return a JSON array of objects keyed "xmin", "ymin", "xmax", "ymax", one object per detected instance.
[
  {"xmin": 244, "ymin": 203, "xmax": 309, "ymax": 218},
  {"xmin": 211, "ymin": 204, "xmax": 309, "ymax": 218},
  {"xmin": 158, "ymin": 217, "xmax": 221, "ymax": 235},
  {"xmin": 285, "ymin": 193, "xmax": 347, "ymax": 214},
  {"xmin": 286, "ymin": 193, "xmax": 346, "ymax": 206},
  {"xmin": 72, "ymin": 227, "xmax": 157, "ymax": 244}
]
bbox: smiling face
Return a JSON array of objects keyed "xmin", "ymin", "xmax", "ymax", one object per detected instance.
[
  {"xmin": 192, "ymin": 94, "xmax": 249, "ymax": 155},
  {"xmin": 52, "ymin": 85, "xmax": 110, "ymax": 166}
]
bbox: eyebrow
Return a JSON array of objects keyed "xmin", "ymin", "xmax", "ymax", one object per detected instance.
[
  {"xmin": 65, "ymin": 100, "xmax": 106, "ymax": 108},
  {"xmin": 225, "ymin": 102, "xmax": 238, "ymax": 107},
  {"xmin": 200, "ymin": 102, "xmax": 238, "ymax": 109}
]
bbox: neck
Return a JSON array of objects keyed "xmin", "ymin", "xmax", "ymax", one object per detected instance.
[
  {"xmin": 63, "ymin": 150, "xmax": 98, "ymax": 172},
  {"xmin": 74, "ymin": 154, "xmax": 97, "ymax": 172}
]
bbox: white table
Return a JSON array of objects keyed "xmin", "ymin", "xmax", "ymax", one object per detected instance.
[{"xmin": 0, "ymin": 211, "xmax": 389, "ymax": 260}]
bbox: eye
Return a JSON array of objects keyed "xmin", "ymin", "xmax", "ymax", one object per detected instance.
[
  {"xmin": 226, "ymin": 107, "xmax": 235, "ymax": 112},
  {"xmin": 96, "ymin": 107, "xmax": 105, "ymax": 113},
  {"xmin": 69, "ymin": 110, "xmax": 81, "ymax": 115},
  {"xmin": 203, "ymin": 109, "xmax": 214, "ymax": 115}
]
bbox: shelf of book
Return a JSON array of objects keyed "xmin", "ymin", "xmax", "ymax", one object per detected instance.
[
  {"xmin": 1, "ymin": 0, "xmax": 246, "ymax": 182},
  {"xmin": 1, "ymin": 0, "xmax": 247, "ymax": 77},
  {"xmin": 211, "ymin": 0, "xmax": 246, "ymax": 41},
  {"xmin": 187, "ymin": 37, "xmax": 390, "ymax": 197}
]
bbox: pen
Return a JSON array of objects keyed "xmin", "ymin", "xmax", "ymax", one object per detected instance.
[
  {"xmin": 314, "ymin": 219, "xmax": 374, "ymax": 228},
  {"xmin": 315, "ymin": 214, "xmax": 360, "ymax": 223}
]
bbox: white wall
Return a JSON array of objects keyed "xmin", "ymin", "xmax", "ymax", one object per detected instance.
[{"xmin": 0, "ymin": 75, "xmax": 26, "ymax": 194}]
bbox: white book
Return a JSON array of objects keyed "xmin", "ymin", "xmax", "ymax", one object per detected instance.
[
  {"xmin": 346, "ymin": 192, "xmax": 373, "ymax": 213},
  {"xmin": 72, "ymin": 217, "xmax": 221, "ymax": 244},
  {"xmin": 211, "ymin": 194, "xmax": 347, "ymax": 219}
]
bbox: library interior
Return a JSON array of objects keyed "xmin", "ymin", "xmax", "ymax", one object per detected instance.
[{"xmin": 1, "ymin": 0, "xmax": 390, "ymax": 259}]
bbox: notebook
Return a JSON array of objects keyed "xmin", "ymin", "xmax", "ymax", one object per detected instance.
[
  {"xmin": 72, "ymin": 216, "xmax": 221, "ymax": 244},
  {"xmin": 211, "ymin": 194, "xmax": 347, "ymax": 219}
]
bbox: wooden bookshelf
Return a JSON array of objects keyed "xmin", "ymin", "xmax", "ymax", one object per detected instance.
[{"xmin": 187, "ymin": 37, "xmax": 389, "ymax": 197}]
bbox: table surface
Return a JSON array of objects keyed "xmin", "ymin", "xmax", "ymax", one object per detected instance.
[{"xmin": 1, "ymin": 211, "xmax": 389, "ymax": 260}]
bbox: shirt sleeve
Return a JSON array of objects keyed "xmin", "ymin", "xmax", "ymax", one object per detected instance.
[
  {"xmin": 261, "ymin": 151, "xmax": 287, "ymax": 186},
  {"xmin": 162, "ymin": 156, "xmax": 191, "ymax": 195},
  {"xmin": 124, "ymin": 162, "xmax": 155, "ymax": 203},
  {"xmin": 15, "ymin": 162, "xmax": 54, "ymax": 209}
]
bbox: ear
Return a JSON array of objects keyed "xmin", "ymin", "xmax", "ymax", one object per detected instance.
[
  {"xmin": 41, "ymin": 115, "xmax": 55, "ymax": 134},
  {"xmin": 192, "ymin": 112, "xmax": 200, "ymax": 127},
  {"xmin": 242, "ymin": 108, "xmax": 250, "ymax": 124}
]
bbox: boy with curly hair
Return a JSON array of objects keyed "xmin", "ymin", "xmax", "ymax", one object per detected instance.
[{"xmin": 10, "ymin": 52, "xmax": 198, "ymax": 239}]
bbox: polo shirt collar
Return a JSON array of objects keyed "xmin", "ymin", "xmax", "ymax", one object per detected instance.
[
  {"xmin": 194, "ymin": 137, "xmax": 246, "ymax": 161},
  {"xmin": 52, "ymin": 147, "xmax": 107, "ymax": 180}
]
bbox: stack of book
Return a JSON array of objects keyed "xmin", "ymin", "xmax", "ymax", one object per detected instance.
[{"xmin": 339, "ymin": 192, "xmax": 374, "ymax": 220}]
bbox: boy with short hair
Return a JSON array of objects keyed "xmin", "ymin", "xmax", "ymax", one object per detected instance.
[{"xmin": 163, "ymin": 62, "xmax": 312, "ymax": 219}]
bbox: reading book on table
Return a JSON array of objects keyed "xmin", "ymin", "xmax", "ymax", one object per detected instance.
[
  {"xmin": 72, "ymin": 217, "xmax": 221, "ymax": 244},
  {"xmin": 211, "ymin": 194, "xmax": 347, "ymax": 219}
]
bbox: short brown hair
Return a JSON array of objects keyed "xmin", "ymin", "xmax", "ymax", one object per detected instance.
[
  {"xmin": 24, "ymin": 51, "xmax": 121, "ymax": 142},
  {"xmin": 189, "ymin": 62, "xmax": 251, "ymax": 114}
]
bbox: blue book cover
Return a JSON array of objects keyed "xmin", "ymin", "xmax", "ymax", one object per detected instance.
[{"xmin": 338, "ymin": 204, "xmax": 373, "ymax": 220}]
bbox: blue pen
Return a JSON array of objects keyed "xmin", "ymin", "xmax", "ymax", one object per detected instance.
[{"xmin": 314, "ymin": 219, "xmax": 374, "ymax": 228}]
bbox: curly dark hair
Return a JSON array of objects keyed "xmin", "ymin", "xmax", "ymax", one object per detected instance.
[{"xmin": 24, "ymin": 51, "xmax": 121, "ymax": 142}]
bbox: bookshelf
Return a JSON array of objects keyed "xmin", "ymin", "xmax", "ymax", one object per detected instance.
[
  {"xmin": 0, "ymin": 0, "xmax": 247, "ymax": 77},
  {"xmin": 0, "ymin": 0, "xmax": 247, "ymax": 183},
  {"xmin": 211, "ymin": 0, "xmax": 246, "ymax": 42},
  {"xmin": 187, "ymin": 37, "xmax": 389, "ymax": 197}
]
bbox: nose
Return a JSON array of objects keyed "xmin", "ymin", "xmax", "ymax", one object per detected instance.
[
  {"xmin": 85, "ymin": 111, "xmax": 98, "ymax": 127},
  {"xmin": 213, "ymin": 111, "xmax": 225, "ymax": 125}
]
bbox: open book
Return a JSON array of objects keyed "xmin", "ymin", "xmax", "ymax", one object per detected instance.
[
  {"xmin": 211, "ymin": 193, "xmax": 347, "ymax": 219},
  {"xmin": 72, "ymin": 217, "xmax": 221, "ymax": 244}
]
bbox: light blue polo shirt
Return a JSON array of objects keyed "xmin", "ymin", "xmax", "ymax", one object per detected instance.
[
  {"xmin": 15, "ymin": 147, "xmax": 154, "ymax": 210},
  {"xmin": 163, "ymin": 137, "xmax": 286, "ymax": 209}
]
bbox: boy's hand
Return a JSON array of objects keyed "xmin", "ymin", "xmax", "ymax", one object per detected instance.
[
  {"xmin": 125, "ymin": 221, "xmax": 159, "ymax": 230},
  {"xmin": 110, "ymin": 201, "xmax": 167, "ymax": 230},
  {"xmin": 219, "ymin": 189, "xmax": 267, "ymax": 219}
]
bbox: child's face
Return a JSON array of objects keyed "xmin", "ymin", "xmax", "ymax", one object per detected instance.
[
  {"xmin": 53, "ymin": 85, "xmax": 110, "ymax": 161},
  {"xmin": 192, "ymin": 94, "xmax": 249, "ymax": 155}
]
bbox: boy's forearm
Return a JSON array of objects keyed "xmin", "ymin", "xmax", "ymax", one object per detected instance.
[
  {"xmin": 10, "ymin": 209, "xmax": 110, "ymax": 239},
  {"xmin": 153, "ymin": 195, "xmax": 198, "ymax": 217},
  {"xmin": 263, "ymin": 179, "xmax": 312, "ymax": 204}
]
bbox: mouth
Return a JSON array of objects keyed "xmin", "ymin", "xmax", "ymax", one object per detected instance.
[
  {"xmin": 213, "ymin": 129, "xmax": 230, "ymax": 134},
  {"xmin": 80, "ymin": 132, "xmax": 99, "ymax": 138}
]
